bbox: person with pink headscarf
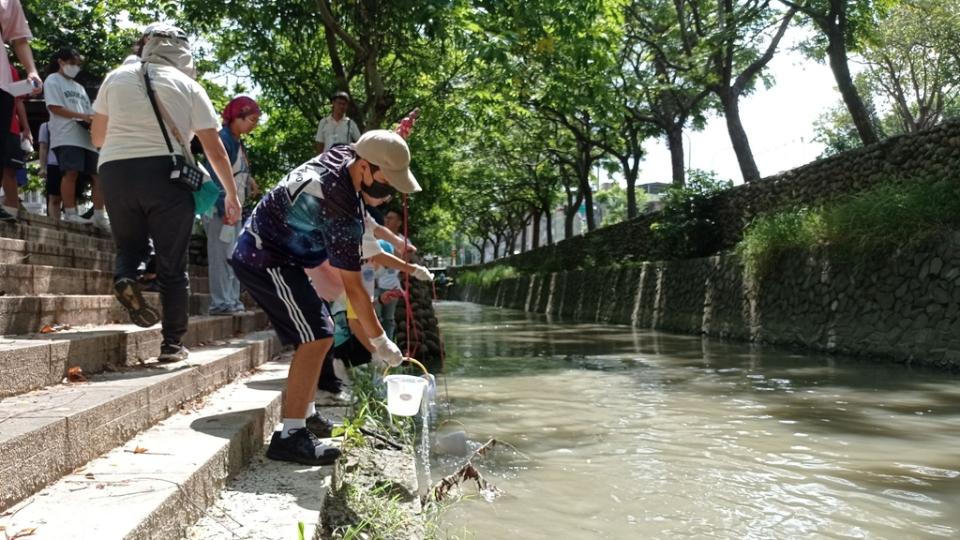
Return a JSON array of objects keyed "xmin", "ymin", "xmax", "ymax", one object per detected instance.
[{"xmin": 202, "ymin": 95, "xmax": 261, "ymax": 315}]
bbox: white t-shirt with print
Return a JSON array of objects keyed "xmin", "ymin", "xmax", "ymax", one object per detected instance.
[
  {"xmin": 92, "ymin": 62, "xmax": 219, "ymax": 166},
  {"xmin": 314, "ymin": 115, "xmax": 360, "ymax": 151},
  {"xmin": 44, "ymin": 72, "xmax": 96, "ymax": 151}
]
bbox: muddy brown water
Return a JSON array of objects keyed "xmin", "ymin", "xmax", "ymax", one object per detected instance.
[{"xmin": 433, "ymin": 302, "xmax": 960, "ymax": 539}]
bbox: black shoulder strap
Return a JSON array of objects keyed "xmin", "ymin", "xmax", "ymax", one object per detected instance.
[
  {"xmin": 349, "ymin": 118, "xmax": 359, "ymax": 141},
  {"xmin": 141, "ymin": 66, "xmax": 177, "ymax": 158}
]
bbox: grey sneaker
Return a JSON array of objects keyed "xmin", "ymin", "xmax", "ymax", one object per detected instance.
[
  {"xmin": 158, "ymin": 342, "xmax": 189, "ymax": 363},
  {"xmin": 63, "ymin": 212, "xmax": 92, "ymax": 225},
  {"xmin": 92, "ymin": 215, "xmax": 111, "ymax": 232}
]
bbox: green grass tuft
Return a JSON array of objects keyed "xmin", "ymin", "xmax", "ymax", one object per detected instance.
[
  {"xmin": 456, "ymin": 265, "xmax": 518, "ymax": 287},
  {"xmin": 737, "ymin": 179, "xmax": 960, "ymax": 278}
]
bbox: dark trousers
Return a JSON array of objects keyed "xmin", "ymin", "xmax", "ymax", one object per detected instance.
[
  {"xmin": 100, "ymin": 156, "xmax": 195, "ymax": 344},
  {"xmin": 0, "ymin": 91, "xmax": 12, "ymax": 165}
]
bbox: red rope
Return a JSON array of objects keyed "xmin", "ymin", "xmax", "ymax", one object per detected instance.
[{"xmin": 402, "ymin": 193, "xmax": 419, "ymax": 357}]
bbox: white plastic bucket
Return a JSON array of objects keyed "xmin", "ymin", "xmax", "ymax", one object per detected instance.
[{"xmin": 384, "ymin": 375, "xmax": 428, "ymax": 416}]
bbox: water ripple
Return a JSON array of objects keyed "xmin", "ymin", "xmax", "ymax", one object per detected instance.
[{"xmin": 436, "ymin": 303, "xmax": 960, "ymax": 540}]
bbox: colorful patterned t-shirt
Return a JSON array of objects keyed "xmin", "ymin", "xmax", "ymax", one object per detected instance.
[{"xmin": 231, "ymin": 145, "xmax": 364, "ymax": 271}]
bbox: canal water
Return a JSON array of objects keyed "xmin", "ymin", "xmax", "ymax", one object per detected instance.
[{"xmin": 434, "ymin": 302, "xmax": 960, "ymax": 539}]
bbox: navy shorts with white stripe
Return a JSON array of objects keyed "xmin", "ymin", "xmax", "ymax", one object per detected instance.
[{"xmin": 230, "ymin": 260, "xmax": 335, "ymax": 346}]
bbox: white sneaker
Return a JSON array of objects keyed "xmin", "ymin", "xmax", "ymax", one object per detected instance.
[
  {"xmin": 92, "ymin": 215, "xmax": 111, "ymax": 232},
  {"xmin": 63, "ymin": 212, "xmax": 92, "ymax": 225}
]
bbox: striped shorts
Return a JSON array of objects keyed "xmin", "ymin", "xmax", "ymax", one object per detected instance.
[{"xmin": 230, "ymin": 260, "xmax": 334, "ymax": 346}]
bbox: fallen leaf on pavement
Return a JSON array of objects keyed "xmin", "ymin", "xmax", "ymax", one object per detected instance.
[
  {"xmin": 84, "ymin": 472, "xmax": 95, "ymax": 480},
  {"xmin": 39, "ymin": 323, "xmax": 71, "ymax": 334},
  {"xmin": 133, "ymin": 447, "xmax": 148, "ymax": 454},
  {"xmin": 11, "ymin": 527, "xmax": 38, "ymax": 538},
  {"xmin": 67, "ymin": 367, "xmax": 86, "ymax": 383}
]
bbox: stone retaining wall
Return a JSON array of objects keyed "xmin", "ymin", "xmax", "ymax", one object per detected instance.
[
  {"xmin": 452, "ymin": 232, "xmax": 960, "ymax": 370},
  {"xmin": 475, "ymin": 119, "xmax": 960, "ymax": 273}
]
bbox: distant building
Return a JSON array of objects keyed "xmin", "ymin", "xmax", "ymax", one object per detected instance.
[
  {"xmin": 640, "ymin": 182, "xmax": 671, "ymax": 196},
  {"xmin": 638, "ymin": 182, "xmax": 671, "ymax": 214}
]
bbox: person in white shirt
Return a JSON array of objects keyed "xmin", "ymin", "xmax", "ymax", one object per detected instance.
[
  {"xmin": 0, "ymin": 0, "xmax": 42, "ymax": 224},
  {"xmin": 90, "ymin": 23, "xmax": 240, "ymax": 363},
  {"xmin": 43, "ymin": 47, "xmax": 107, "ymax": 229},
  {"xmin": 313, "ymin": 91, "xmax": 360, "ymax": 154}
]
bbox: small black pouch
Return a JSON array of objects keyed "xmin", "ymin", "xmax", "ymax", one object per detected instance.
[{"xmin": 169, "ymin": 154, "xmax": 205, "ymax": 192}]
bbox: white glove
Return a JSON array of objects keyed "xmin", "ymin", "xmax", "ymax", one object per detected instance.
[
  {"xmin": 411, "ymin": 264, "xmax": 434, "ymax": 282},
  {"xmin": 370, "ymin": 333, "xmax": 403, "ymax": 367}
]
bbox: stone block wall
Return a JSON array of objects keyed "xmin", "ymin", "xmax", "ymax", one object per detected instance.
[
  {"xmin": 452, "ymin": 232, "xmax": 960, "ymax": 370},
  {"xmin": 470, "ymin": 119, "xmax": 960, "ymax": 274}
]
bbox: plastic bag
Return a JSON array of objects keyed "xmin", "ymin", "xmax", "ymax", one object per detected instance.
[{"xmin": 193, "ymin": 178, "xmax": 221, "ymax": 216}]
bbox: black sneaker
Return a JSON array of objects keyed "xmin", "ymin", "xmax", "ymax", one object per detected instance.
[
  {"xmin": 266, "ymin": 428, "xmax": 340, "ymax": 466},
  {"xmin": 158, "ymin": 342, "xmax": 189, "ymax": 363},
  {"xmin": 0, "ymin": 206, "xmax": 16, "ymax": 224},
  {"xmin": 306, "ymin": 413, "xmax": 335, "ymax": 438},
  {"xmin": 114, "ymin": 277, "xmax": 161, "ymax": 327}
]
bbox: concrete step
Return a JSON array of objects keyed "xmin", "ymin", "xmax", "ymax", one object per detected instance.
[
  {"xmin": 0, "ymin": 219, "xmax": 117, "ymax": 253},
  {"xmin": 0, "ymin": 293, "xmax": 213, "ymax": 335},
  {"xmin": 0, "ymin": 212, "xmax": 113, "ymax": 243},
  {"xmin": 0, "ymin": 311, "xmax": 269, "ymax": 399},
  {"xmin": 0, "ymin": 237, "xmax": 210, "ymax": 276},
  {"xmin": 0, "ymin": 236, "xmax": 117, "ymax": 272},
  {"xmin": 183, "ymin": 428, "xmax": 337, "ymax": 540},
  {"xmin": 0, "ymin": 330, "xmax": 282, "ymax": 516},
  {"xmin": 0, "ymin": 264, "xmax": 210, "ymax": 295},
  {"xmin": 183, "ymin": 403, "xmax": 347, "ymax": 540},
  {"xmin": 0, "ymin": 352, "xmax": 316, "ymax": 540}
]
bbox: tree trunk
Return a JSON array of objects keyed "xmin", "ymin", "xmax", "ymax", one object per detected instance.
[
  {"xmin": 720, "ymin": 93, "xmax": 761, "ymax": 182},
  {"xmin": 624, "ymin": 161, "xmax": 639, "ymax": 218},
  {"xmin": 545, "ymin": 205, "xmax": 554, "ymax": 245},
  {"xmin": 577, "ymin": 147, "xmax": 596, "ymax": 232},
  {"xmin": 826, "ymin": 25, "xmax": 880, "ymax": 145},
  {"xmin": 520, "ymin": 222, "xmax": 528, "ymax": 253},
  {"xmin": 564, "ymin": 208, "xmax": 575, "ymax": 240},
  {"xmin": 531, "ymin": 209, "xmax": 542, "ymax": 249},
  {"xmin": 492, "ymin": 235, "xmax": 501, "ymax": 259},
  {"xmin": 477, "ymin": 239, "xmax": 487, "ymax": 264},
  {"xmin": 583, "ymin": 181, "xmax": 596, "ymax": 231},
  {"xmin": 666, "ymin": 123, "xmax": 686, "ymax": 187}
]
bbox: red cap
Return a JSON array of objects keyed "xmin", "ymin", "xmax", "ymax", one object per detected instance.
[{"xmin": 222, "ymin": 96, "xmax": 261, "ymax": 125}]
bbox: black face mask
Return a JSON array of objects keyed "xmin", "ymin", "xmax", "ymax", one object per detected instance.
[{"xmin": 362, "ymin": 179, "xmax": 395, "ymax": 199}]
